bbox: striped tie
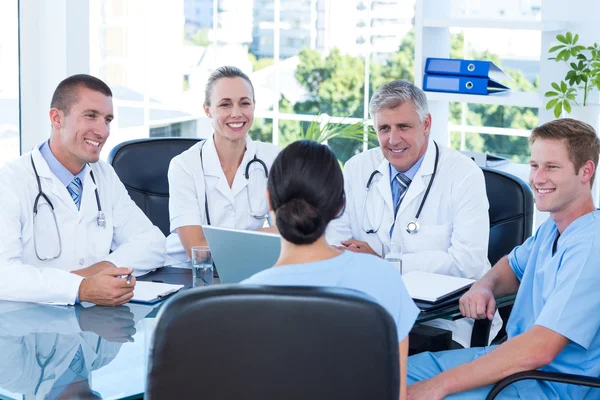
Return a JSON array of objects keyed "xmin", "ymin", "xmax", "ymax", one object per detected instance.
[
  {"xmin": 390, "ymin": 172, "xmax": 411, "ymax": 236},
  {"xmin": 394, "ymin": 173, "xmax": 411, "ymax": 217},
  {"xmin": 67, "ymin": 177, "xmax": 83, "ymax": 210}
]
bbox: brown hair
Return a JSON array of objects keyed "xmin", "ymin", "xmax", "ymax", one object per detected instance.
[
  {"xmin": 51, "ymin": 74, "xmax": 112, "ymax": 115},
  {"xmin": 530, "ymin": 118, "xmax": 600, "ymax": 185}
]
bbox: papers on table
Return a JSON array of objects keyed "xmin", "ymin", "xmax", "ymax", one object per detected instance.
[
  {"xmin": 402, "ymin": 271, "xmax": 474, "ymax": 304},
  {"xmin": 130, "ymin": 281, "xmax": 184, "ymax": 304}
]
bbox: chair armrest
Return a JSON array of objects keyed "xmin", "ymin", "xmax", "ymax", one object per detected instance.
[{"xmin": 485, "ymin": 370, "xmax": 600, "ymax": 400}]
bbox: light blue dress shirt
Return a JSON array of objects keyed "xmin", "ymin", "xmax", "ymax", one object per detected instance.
[
  {"xmin": 39, "ymin": 141, "xmax": 87, "ymax": 190},
  {"xmin": 242, "ymin": 251, "xmax": 420, "ymax": 342}
]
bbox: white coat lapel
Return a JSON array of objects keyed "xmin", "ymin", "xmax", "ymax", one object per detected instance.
[
  {"xmin": 397, "ymin": 140, "xmax": 436, "ymax": 216},
  {"xmin": 78, "ymin": 165, "xmax": 96, "ymax": 220},
  {"xmin": 230, "ymin": 136, "xmax": 255, "ymax": 198},
  {"xmin": 203, "ymin": 137, "xmax": 235, "ymax": 205},
  {"xmin": 375, "ymin": 156, "xmax": 394, "ymax": 217},
  {"xmin": 31, "ymin": 147, "xmax": 79, "ymax": 214}
]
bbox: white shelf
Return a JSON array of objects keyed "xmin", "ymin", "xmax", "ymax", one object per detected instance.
[
  {"xmin": 423, "ymin": 18, "xmax": 568, "ymax": 32},
  {"xmin": 425, "ymin": 91, "xmax": 542, "ymax": 108}
]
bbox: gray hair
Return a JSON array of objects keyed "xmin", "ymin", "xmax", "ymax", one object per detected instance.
[
  {"xmin": 204, "ymin": 66, "xmax": 255, "ymax": 106},
  {"xmin": 369, "ymin": 80, "xmax": 429, "ymax": 122}
]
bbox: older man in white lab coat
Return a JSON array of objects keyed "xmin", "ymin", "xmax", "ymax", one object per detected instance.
[
  {"xmin": 0, "ymin": 74, "xmax": 165, "ymax": 306},
  {"xmin": 327, "ymin": 80, "xmax": 500, "ymax": 348}
]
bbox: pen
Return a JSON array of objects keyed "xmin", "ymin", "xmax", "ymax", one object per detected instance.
[{"xmin": 126, "ymin": 273, "xmax": 133, "ymax": 284}]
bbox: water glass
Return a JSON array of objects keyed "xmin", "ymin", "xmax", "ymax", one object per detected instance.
[
  {"xmin": 384, "ymin": 243, "xmax": 402, "ymax": 275},
  {"xmin": 191, "ymin": 246, "xmax": 214, "ymax": 287},
  {"xmin": 385, "ymin": 253, "xmax": 403, "ymax": 275}
]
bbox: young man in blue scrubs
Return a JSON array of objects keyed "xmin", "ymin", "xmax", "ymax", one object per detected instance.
[{"xmin": 407, "ymin": 118, "xmax": 600, "ymax": 400}]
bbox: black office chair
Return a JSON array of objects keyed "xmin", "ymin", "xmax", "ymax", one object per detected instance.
[
  {"xmin": 146, "ymin": 285, "xmax": 400, "ymax": 400},
  {"xmin": 470, "ymin": 167, "xmax": 534, "ymax": 347},
  {"xmin": 107, "ymin": 137, "xmax": 202, "ymax": 236},
  {"xmin": 486, "ymin": 371, "xmax": 600, "ymax": 399}
]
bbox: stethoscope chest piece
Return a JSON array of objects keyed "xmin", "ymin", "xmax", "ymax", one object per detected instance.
[{"xmin": 406, "ymin": 220, "xmax": 420, "ymax": 234}]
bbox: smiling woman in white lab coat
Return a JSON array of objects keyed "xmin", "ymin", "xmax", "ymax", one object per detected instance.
[
  {"xmin": 0, "ymin": 74, "xmax": 166, "ymax": 306},
  {"xmin": 166, "ymin": 66, "xmax": 280, "ymax": 262}
]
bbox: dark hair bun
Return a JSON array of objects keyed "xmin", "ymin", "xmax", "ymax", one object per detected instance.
[{"xmin": 276, "ymin": 198, "xmax": 325, "ymax": 245}]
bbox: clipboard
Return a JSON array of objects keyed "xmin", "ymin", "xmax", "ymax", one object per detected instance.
[
  {"xmin": 402, "ymin": 271, "xmax": 474, "ymax": 305},
  {"xmin": 129, "ymin": 281, "xmax": 185, "ymax": 305}
]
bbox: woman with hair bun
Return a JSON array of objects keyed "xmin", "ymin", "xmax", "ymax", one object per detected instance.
[{"xmin": 243, "ymin": 140, "xmax": 419, "ymax": 400}]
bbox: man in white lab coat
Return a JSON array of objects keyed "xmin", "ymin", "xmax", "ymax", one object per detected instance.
[
  {"xmin": 0, "ymin": 74, "xmax": 166, "ymax": 306},
  {"xmin": 327, "ymin": 80, "xmax": 499, "ymax": 348}
]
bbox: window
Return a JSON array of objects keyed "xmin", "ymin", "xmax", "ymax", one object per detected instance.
[
  {"xmin": 84, "ymin": 0, "xmax": 542, "ymax": 165},
  {"xmin": 0, "ymin": 0, "xmax": 19, "ymax": 167}
]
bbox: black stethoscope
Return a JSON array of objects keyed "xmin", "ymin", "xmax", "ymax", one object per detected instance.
[
  {"xmin": 361, "ymin": 141, "xmax": 439, "ymax": 235},
  {"xmin": 199, "ymin": 139, "xmax": 269, "ymax": 225},
  {"xmin": 31, "ymin": 155, "xmax": 106, "ymax": 261}
]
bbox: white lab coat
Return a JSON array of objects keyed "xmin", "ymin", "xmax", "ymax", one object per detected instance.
[
  {"xmin": 0, "ymin": 144, "xmax": 166, "ymax": 305},
  {"xmin": 327, "ymin": 140, "xmax": 501, "ymax": 347},
  {"xmin": 166, "ymin": 135, "xmax": 281, "ymax": 263}
]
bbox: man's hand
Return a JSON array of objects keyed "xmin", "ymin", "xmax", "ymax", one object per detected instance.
[
  {"xmin": 71, "ymin": 261, "xmax": 115, "ymax": 278},
  {"xmin": 459, "ymin": 282, "xmax": 496, "ymax": 320},
  {"xmin": 77, "ymin": 305, "xmax": 136, "ymax": 343},
  {"xmin": 78, "ymin": 267, "xmax": 137, "ymax": 306},
  {"xmin": 339, "ymin": 239, "xmax": 379, "ymax": 256},
  {"xmin": 407, "ymin": 379, "xmax": 446, "ymax": 400}
]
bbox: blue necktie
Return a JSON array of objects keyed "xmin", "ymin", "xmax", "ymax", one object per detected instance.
[
  {"xmin": 393, "ymin": 173, "xmax": 411, "ymax": 217},
  {"xmin": 67, "ymin": 177, "xmax": 83, "ymax": 210},
  {"xmin": 390, "ymin": 173, "xmax": 411, "ymax": 236}
]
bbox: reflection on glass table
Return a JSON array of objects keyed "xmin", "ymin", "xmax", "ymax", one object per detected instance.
[{"xmin": 0, "ymin": 302, "xmax": 158, "ymax": 400}]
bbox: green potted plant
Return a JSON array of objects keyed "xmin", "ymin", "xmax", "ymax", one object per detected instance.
[
  {"xmin": 545, "ymin": 32, "xmax": 600, "ymax": 124},
  {"xmin": 280, "ymin": 114, "xmax": 378, "ymax": 148}
]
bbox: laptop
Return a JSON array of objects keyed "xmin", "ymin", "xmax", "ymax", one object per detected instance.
[{"xmin": 203, "ymin": 226, "xmax": 281, "ymax": 284}]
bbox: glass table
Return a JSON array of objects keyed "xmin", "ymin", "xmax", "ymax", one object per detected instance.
[{"xmin": 0, "ymin": 266, "xmax": 514, "ymax": 399}]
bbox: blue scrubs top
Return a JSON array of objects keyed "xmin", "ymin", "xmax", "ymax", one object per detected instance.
[
  {"xmin": 242, "ymin": 251, "xmax": 420, "ymax": 342},
  {"xmin": 507, "ymin": 210, "xmax": 600, "ymax": 399}
]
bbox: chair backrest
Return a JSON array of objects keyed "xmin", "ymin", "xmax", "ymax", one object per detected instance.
[
  {"xmin": 107, "ymin": 137, "xmax": 202, "ymax": 236},
  {"xmin": 146, "ymin": 285, "xmax": 400, "ymax": 400},
  {"xmin": 482, "ymin": 167, "xmax": 534, "ymax": 265}
]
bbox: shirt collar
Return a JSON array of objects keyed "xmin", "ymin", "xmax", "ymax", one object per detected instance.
[
  {"xmin": 39, "ymin": 140, "xmax": 87, "ymax": 187},
  {"xmin": 389, "ymin": 151, "xmax": 426, "ymax": 183}
]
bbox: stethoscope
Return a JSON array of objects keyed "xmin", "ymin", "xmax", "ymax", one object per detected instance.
[
  {"xmin": 361, "ymin": 141, "xmax": 439, "ymax": 235},
  {"xmin": 34, "ymin": 334, "xmax": 102, "ymax": 396},
  {"xmin": 31, "ymin": 155, "xmax": 106, "ymax": 262},
  {"xmin": 34, "ymin": 334, "xmax": 59, "ymax": 395},
  {"xmin": 199, "ymin": 139, "xmax": 269, "ymax": 225}
]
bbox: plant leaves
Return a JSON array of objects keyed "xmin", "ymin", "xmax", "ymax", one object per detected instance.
[
  {"xmin": 560, "ymin": 81, "xmax": 567, "ymax": 92},
  {"xmin": 566, "ymin": 31, "xmax": 573, "ymax": 43},
  {"xmin": 549, "ymin": 45, "xmax": 566, "ymax": 53},
  {"xmin": 544, "ymin": 91, "xmax": 559, "ymax": 97},
  {"xmin": 563, "ymin": 100, "xmax": 572, "ymax": 114},
  {"xmin": 551, "ymin": 82, "xmax": 561, "ymax": 91},
  {"xmin": 557, "ymin": 34, "xmax": 568, "ymax": 44},
  {"xmin": 546, "ymin": 98, "xmax": 559, "ymax": 110},
  {"xmin": 554, "ymin": 101, "xmax": 563, "ymax": 118}
]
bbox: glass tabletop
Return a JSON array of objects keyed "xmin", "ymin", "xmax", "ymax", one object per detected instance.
[
  {"xmin": 0, "ymin": 266, "xmax": 515, "ymax": 400},
  {"xmin": 0, "ymin": 301, "xmax": 159, "ymax": 400}
]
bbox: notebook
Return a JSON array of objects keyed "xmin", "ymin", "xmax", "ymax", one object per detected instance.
[
  {"xmin": 130, "ymin": 281, "xmax": 184, "ymax": 304},
  {"xmin": 402, "ymin": 271, "xmax": 474, "ymax": 304}
]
